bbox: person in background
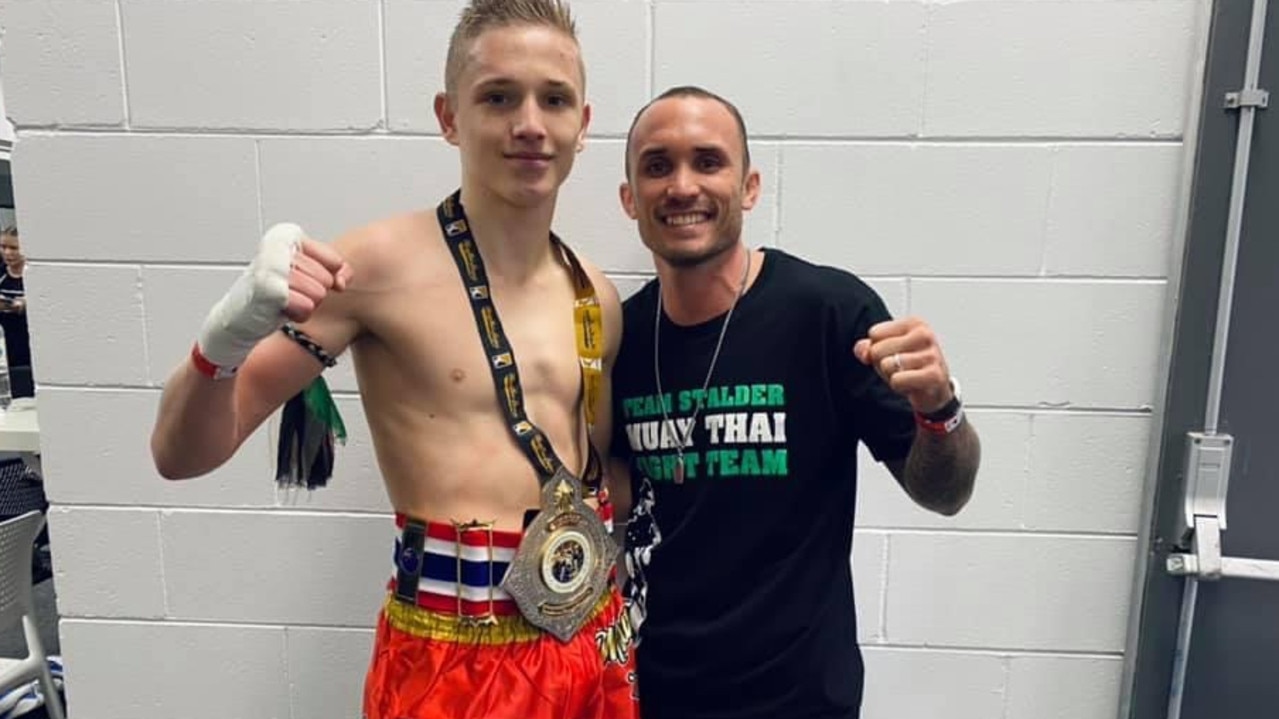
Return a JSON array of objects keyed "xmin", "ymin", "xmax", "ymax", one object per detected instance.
[{"xmin": 0, "ymin": 226, "xmax": 34, "ymax": 398}]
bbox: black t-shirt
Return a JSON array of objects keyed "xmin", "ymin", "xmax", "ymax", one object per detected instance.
[
  {"xmin": 612, "ymin": 249, "xmax": 915, "ymax": 719},
  {"xmin": 0, "ymin": 272, "xmax": 30, "ymax": 368}
]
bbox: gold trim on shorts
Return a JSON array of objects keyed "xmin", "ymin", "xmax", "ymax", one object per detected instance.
[{"xmin": 382, "ymin": 590, "xmax": 614, "ymax": 645}]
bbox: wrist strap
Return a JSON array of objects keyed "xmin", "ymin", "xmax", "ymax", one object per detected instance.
[
  {"xmin": 191, "ymin": 342, "xmax": 239, "ymax": 380},
  {"xmin": 915, "ymin": 405, "xmax": 964, "ymax": 436}
]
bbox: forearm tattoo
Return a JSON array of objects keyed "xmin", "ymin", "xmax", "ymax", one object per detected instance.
[{"xmin": 900, "ymin": 419, "xmax": 981, "ymax": 516}]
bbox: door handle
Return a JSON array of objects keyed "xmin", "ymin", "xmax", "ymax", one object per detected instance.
[
  {"xmin": 1168, "ymin": 551, "xmax": 1279, "ymax": 582},
  {"xmin": 1165, "ymin": 432, "xmax": 1279, "ymax": 582}
]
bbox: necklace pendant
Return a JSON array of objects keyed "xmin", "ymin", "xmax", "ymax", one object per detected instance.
[{"xmin": 674, "ymin": 456, "xmax": 685, "ymax": 484}]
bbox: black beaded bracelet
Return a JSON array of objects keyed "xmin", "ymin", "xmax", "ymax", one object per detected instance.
[{"xmin": 281, "ymin": 324, "xmax": 337, "ymax": 368}]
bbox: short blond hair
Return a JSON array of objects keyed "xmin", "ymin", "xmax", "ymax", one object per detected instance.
[{"xmin": 445, "ymin": 0, "xmax": 582, "ymax": 97}]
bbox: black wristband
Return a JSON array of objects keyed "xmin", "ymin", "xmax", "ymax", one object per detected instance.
[{"xmin": 920, "ymin": 394, "xmax": 962, "ymax": 423}]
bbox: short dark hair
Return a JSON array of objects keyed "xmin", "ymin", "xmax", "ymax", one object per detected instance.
[{"xmin": 624, "ymin": 85, "xmax": 751, "ymax": 179}]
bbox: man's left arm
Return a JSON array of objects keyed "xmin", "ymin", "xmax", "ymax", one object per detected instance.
[
  {"xmin": 854, "ymin": 317, "xmax": 980, "ymax": 516},
  {"xmin": 885, "ymin": 415, "xmax": 979, "ymax": 516}
]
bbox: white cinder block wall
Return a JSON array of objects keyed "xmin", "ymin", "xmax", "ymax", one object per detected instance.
[{"xmin": 0, "ymin": 0, "xmax": 1205, "ymax": 717}]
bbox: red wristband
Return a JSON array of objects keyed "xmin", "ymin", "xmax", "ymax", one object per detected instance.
[
  {"xmin": 190, "ymin": 342, "xmax": 239, "ymax": 380},
  {"xmin": 915, "ymin": 406, "xmax": 965, "ymax": 436}
]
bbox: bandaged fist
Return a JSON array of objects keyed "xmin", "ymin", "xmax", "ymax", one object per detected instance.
[
  {"xmin": 852, "ymin": 317, "xmax": 953, "ymax": 415},
  {"xmin": 286, "ymin": 235, "xmax": 353, "ymax": 323},
  {"xmin": 197, "ymin": 223, "xmax": 352, "ymax": 370}
]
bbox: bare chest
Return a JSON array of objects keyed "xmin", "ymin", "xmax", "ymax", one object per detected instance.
[{"xmin": 363, "ymin": 266, "xmax": 586, "ymax": 419}]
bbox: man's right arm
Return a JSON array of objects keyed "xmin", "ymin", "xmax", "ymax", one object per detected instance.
[
  {"xmin": 151, "ymin": 335, "xmax": 340, "ymax": 479},
  {"xmin": 150, "ymin": 225, "xmax": 356, "ymax": 480}
]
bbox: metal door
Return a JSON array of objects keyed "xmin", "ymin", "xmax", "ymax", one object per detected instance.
[{"xmin": 1124, "ymin": 0, "xmax": 1279, "ymax": 716}]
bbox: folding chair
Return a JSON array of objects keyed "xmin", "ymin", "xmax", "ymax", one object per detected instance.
[{"xmin": 0, "ymin": 511, "xmax": 64, "ymax": 719}]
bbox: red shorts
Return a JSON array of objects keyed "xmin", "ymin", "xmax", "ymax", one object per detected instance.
[{"xmin": 362, "ymin": 515, "xmax": 639, "ymax": 719}]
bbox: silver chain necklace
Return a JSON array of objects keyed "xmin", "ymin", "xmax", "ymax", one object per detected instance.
[{"xmin": 654, "ymin": 250, "xmax": 752, "ymax": 484}]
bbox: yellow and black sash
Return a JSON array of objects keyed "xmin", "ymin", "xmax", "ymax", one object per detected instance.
[{"xmin": 434, "ymin": 190, "xmax": 617, "ymax": 642}]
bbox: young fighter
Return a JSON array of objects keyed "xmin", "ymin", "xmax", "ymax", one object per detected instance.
[{"xmin": 151, "ymin": 3, "xmax": 637, "ymax": 717}]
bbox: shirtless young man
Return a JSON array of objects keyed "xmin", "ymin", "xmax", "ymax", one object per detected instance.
[{"xmin": 149, "ymin": 2, "xmax": 636, "ymax": 717}]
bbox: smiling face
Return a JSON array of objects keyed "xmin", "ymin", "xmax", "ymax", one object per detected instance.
[
  {"xmin": 620, "ymin": 95, "xmax": 759, "ymax": 268},
  {"xmin": 435, "ymin": 23, "xmax": 591, "ymax": 209}
]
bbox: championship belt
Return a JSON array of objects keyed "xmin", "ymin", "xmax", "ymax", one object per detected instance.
[
  {"xmin": 501, "ymin": 465, "xmax": 618, "ymax": 642},
  {"xmin": 436, "ymin": 190, "xmax": 616, "ymax": 642}
]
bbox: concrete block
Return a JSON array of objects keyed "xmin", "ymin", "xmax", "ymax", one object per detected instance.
[
  {"xmin": 44, "ymin": 506, "xmax": 166, "ymax": 620},
  {"xmin": 780, "ymin": 143, "xmax": 1050, "ymax": 276},
  {"xmin": 0, "ymin": 0, "xmax": 125, "ymax": 127},
  {"xmin": 574, "ymin": 0, "xmax": 651, "ymax": 135},
  {"xmin": 1024, "ymin": 412, "xmax": 1151, "ymax": 534},
  {"xmin": 853, "ymin": 530, "xmax": 887, "ymax": 644},
  {"xmin": 383, "ymin": 0, "xmax": 647, "ymax": 135},
  {"xmin": 38, "ymin": 387, "xmax": 276, "ymax": 508},
  {"xmin": 910, "ymin": 279, "xmax": 1167, "ymax": 409},
  {"xmin": 26, "ymin": 263, "xmax": 147, "ymax": 386},
  {"xmin": 258, "ymin": 136, "xmax": 459, "ymax": 243},
  {"xmin": 12, "ymin": 134, "xmax": 260, "ymax": 262},
  {"xmin": 1044, "ymin": 144, "xmax": 1183, "ymax": 277},
  {"xmin": 924, "ymin": 0, "xmax": 1199, "ymax": 137},
  {"xmin": 384, "ymin": 0, "xmax": 464, "ymax": 133},
  {"xmin": 885, "ymin": 533, "xmax": 1136, "ymax": 651},
  {"xmin": 121, "ymin": 0, "xmax": 381, "ymax": 131},
  {"xmin": 59, "ymin": 619, "xmax": 290, "ymax": 718},
  {"xmin": 1006, "ymin": 654, "xmax": 1124, "ymax": 719},
  {"xmin": 654, "ymin": 1, "xmax": 926, "ymax": 137},
  {"xmin": 286, "ymin": 626, "xmax": 376, "ymax": 719},
  {"xmin": 861, "ymin": 647, "xmax": 1007, "ymax": 719},
  {"xmin": 160, "ymin": 509, "xmax": 389, "ymax": 625}
]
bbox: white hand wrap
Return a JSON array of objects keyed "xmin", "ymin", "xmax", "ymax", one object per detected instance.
[{"xmin": 196, "ymin": 223, "xmax": 305, "ymax": 370}]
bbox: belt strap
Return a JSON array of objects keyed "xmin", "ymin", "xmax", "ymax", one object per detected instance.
[{"xmin": 435, "ymin": 189, "xmax": 603, "ymax": 484}]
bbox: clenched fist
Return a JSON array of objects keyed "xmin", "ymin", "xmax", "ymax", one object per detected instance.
[
  {"xmin": 285, "ymin": 237, "xmax": 353, "ymax": 323},
  {"xmin": 197, "ymin": 223, "xmax": 353, "ymax": 372},
  {"xmin": 852, "ymin": 316, "xmax": 954, "ymax": 415}
]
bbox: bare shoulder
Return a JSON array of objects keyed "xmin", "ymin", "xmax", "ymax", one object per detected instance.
[
  {"xmin": 571, "ymin": 252, "xmax": 623, "ymax": 360},
  {"xmin": 577, "ymin": 254, "xmax": 621, "ymax": 308},
  {"xmin": 328, "ymin": 210, "xmax": 443, "ymax": 290}
]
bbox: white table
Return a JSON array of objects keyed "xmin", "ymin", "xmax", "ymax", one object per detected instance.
[{"xmin": 0, "ymin": 397, "xmax": 40, "ymax": 453}]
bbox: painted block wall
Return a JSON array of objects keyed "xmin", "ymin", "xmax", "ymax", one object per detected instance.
[{"xmin": 0, "ymin": 0, "xmax": 1205, "ymax": 716}]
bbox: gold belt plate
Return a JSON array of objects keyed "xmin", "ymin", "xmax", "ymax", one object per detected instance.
[{"xmin": 500, "ymin": 466, "xmax": 619, "ymax": 642}]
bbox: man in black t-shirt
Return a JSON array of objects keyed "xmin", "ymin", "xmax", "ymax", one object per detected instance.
[{"xmin": 609, "ymin": 87, "xmax": 982, "ymax": 719}]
